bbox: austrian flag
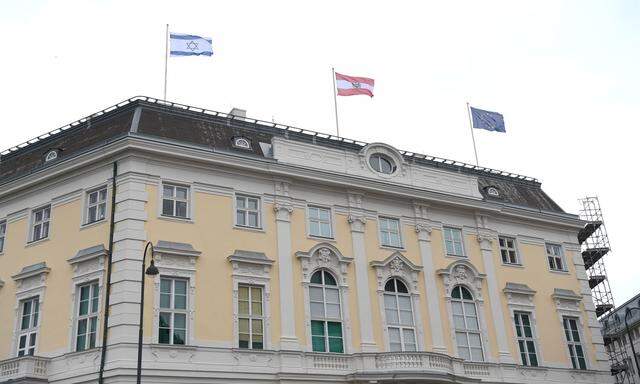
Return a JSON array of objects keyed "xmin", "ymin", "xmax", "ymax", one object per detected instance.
[{"xmin": 335, "ymin": 72, "xmax": 374, "ymax": 97}]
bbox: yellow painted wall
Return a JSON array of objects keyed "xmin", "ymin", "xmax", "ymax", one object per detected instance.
[
  {"xmin": 143, "ymin": 186, "xmax": 279, "ymax": 346},
  {"xmin": 0, "ymin": 198, "xmax": 109, "ymax": 358},
  {"xmin": 495, "ymin": 243, "xmax": 596, "ymax": 368}
]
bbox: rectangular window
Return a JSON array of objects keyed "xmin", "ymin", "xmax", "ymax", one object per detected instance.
[
  {"xmin": 546, "ymin": 243, "xmax": 566, "ymax": 271},
  {"xmin": 31, "ymin": 206, "xmax": 51, "ymax": 242},
  {"xmin": 499, "ymin": 236, "xmax": 519, "ymax": 264},
  {"xmin": 563, "ymin": 317, "xmax": 587, "ymax": 370},
  {"xmin": 236, "ymin": 195, "xmax": 260, "ymax": 228},
  {"xmin": 86, "ymin": 188, "xmax": 107, "ymax": 224},
  {"xmin": 444, "ymin": 227, "xmax": 465, "ymax": 256},
  {"xmin": 379, "ymin": 217, "xmax": 402, "ymax": 248},
  {"xmin": 311, "ymin": 320, "xmax": 344, "ymax": 353},
  {"xmin": 0, "ymin": 220, "xmax": 6, "ymax": 253},
  {"xmin": 76, "ymin": 282, "xmax": 99, "ymax": 351},
  {"xmin": 514, "ymin": 312, "xmax": 538, "ymax": 366},
  {"xmin": 17, "ymin": 297, "xmax": 39, "ymax": 356},
  {"xmin": 308, "ymin": 206, "xmax": 332, "ymax": 238},
  {"xmin": 162, "ymin": 184, "xmax": 189, "ymax": 218},
  {"xmin": 237, "ymin": 285, "xmax": 264, "ymax": 349},
  {"xmin": 158, "ymin": 278, "xmax": 188, "ymax": 345}
]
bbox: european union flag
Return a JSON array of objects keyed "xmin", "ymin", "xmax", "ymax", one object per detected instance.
[{"xmin": 470, "ymin": 107, "xmax": 506, "ymax": 133}]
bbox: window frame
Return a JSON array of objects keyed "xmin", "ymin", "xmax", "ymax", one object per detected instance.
[
  {"xmin": 235, "ymin": 194, "xmax": 262, "ymax": 229},
  {"xmin": 378, "ymin": 216, "xmax": 403, "ymax": 249},
  {"xmin": 233, "ymin": 137, "xmax": 252, "ymax": 149},
  {"xmin": 84, "ymin": 186, "xmax": 108, "ymax": 225},
  {"xmin": 545, "ymin": 243, "xmax": 567, "ymax": 272},
  {"xmin": 514, "ymin": 311, "xmax": 539, "ymax": 366},
  {"xmin": 307, "ymin": 205, "xmax": 334, "ymax": 239},
  {"xmin": 237, "ymin": 284, "xmax": 265, "ymax": 350},
  {"xmin": 563, "ymin": 316, "xmax": 587, "ymax": 370},
  {"xmin": 74, "ymin": 281, "xmax": 100, "ymax": 352},
  {"xmin": 0, "ymin": 220, "xmax": 6, "ymax": 254},
  {"xmin": 29, "ymin": 205, "xmax": 51, "ymax": 243},
  {"xmin": 451, "ymin": 285, "xmax": 484, "ymax": 362},
  {"xmin": 368, "ymin": 153, "xmax": 397, "ymax": 174},
  {"xmin": 157, "ymin": 277, "xmax": 189, "ymax": 345},
  {"xmin": 443, "ymin": 226, "xmax": 465, "ymax": 257},
  {"xmin": 383, "ymin": 278, "xmax": 417, "ymax": 352},
  {"xmin": 499, "ymin": 235, "xmax": 520, "ymax": 265},
  {"xmin": 17, "ymin": 296, "xmax": 40, "ymax": 357},
  {"xmin": 161, "ymin": 183, "xmax": 191, "ymax": 220},
  {"xmin": 309, "ymin": 269, "xmax": 344, "ymax": 354}
]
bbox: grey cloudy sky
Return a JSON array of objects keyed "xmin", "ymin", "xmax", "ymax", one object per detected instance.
[{"xmin": 1, "ymin": 1, "xmax": 638, "ymax": 303}]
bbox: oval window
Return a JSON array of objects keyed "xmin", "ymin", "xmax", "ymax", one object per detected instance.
[
  {"xmin": 233, "ymin": 137, "xmax": 251, "ymax": 149},
  {"xmin": 486, "ymin": 187, "xmax": 499, "ymax": 197},
  {"xmin": 44, "ymin": 150, "xmax": 58, "ymax": 162},
  {"xmin": 369, "ymin": 154, "xmax": 396, "ymax": 174}
]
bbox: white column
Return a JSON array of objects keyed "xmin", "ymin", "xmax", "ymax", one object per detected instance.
[
  {"xmin": 477, "ymin": 232, "xmax": 515, "ymax": 364},
  {"xmin": 348, "ymin": 192, "xmax": 377, "ymax": 352},
  {"xmin": 274, "ymin": 180, "xmax": 299, "ymax": 350}
]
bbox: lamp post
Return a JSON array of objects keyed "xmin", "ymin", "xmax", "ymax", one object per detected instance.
[
  {"xmin": 625, "ymin": 307, "xmax": 640, "ymax": 377},
  {"xmin": 136, "ymin": 242, "xmax": 159, "ymax": 384}
]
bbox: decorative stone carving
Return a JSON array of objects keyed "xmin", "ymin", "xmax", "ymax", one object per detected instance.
[
  {"xmin": 436, "ymin": 260, "xmax": 485, "ymax": 300},
  {"xmin": 370, "ymin": 252, "xmax": 422, "ymax": 293},
  {"xmin": 358, "ymin": 143, "xmax": 407, "ymax": 178},
  {"xmin": 296, "ymin": 243, "xmax": 352, "ymax": 285},
  {"xmin": 503, "ymin": 282, "xmax": 536, "ymax": 307}
]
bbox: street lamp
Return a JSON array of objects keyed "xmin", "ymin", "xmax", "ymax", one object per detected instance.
[
  {"xmin": 137, "ymin": 242, "xmax": 159, "ymax": 384},
  {"xmin": 625, "ymin": 307, "xmax": 640, "ymax": 377}
]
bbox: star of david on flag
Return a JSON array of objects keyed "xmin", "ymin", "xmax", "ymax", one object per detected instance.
[{"xmin": 170, "ymin": 32, "xmax": 213, "ymax": 57}]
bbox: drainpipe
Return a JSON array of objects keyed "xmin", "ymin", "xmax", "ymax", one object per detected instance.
[{"xmin": 98, "ymin": 162, "xmax": 117, "ymax": 383}]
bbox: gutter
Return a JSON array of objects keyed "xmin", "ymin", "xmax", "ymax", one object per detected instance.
[{"xmin": 98, "ymin": 161, "xmax": 117, "ymax": 383}]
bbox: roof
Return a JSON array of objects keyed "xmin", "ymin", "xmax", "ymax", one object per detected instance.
[
  {"xmin": 0, "ymin": 96, "xmax": 565, "ymax": 213},
  {"xmin": 600, "ymin": 291, "xmax": 640, "ymax": 336}
]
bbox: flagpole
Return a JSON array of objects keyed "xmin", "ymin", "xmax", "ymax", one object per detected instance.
[
  {"xmin": 163, "ymin": 24, "xmax": 169, "ymax": 100},
  {"xmin": 466, "ymin": 102, "xmax": 479, "ymax": 166},
  {"xmin": 331, "ymin": 67, "xmax": 340, "ymax": 137}
]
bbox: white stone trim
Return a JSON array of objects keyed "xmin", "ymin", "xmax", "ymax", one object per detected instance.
[
  {"xmin": 228, "ymin": 251, "xmax": 274, "ymax": 350},
  {"xmin": 66, "ymin": 245, "xmax": 107, "ymax": 353},
  {"xmin": 503, "ymin": 283, "xmax": 545, "ymax": 366},
  {"xmin": 296, "ymin": 243, "xmax": 353, "ymax": 353},
  {"xmin": 157, "ymin": 179, "xmax": 195, "ymax": 222},
  {"xmin": 11, "ymin": 264, "xmax": 50, "ymax": 357},
  {"xmin": 551, "ymin": 288, "xmax": 589, "ymax": 370},
  {"xmin": 370, "ymin": 251, "xmax": 424, "ymax": 351},
  {"xmin": 151, "ymin": 245, "xmax": 198, "ymax": 345},
  {"xmin": 437, "ymin": 260, "xmax": 492, "ymax": 362}
]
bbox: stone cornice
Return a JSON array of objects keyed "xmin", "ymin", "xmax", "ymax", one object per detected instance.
[{"xmin": 0, "ymin": 135, "xmax": 583, "ymax": 230}]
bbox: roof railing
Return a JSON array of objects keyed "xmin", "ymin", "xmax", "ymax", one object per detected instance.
[{"xmin": 1, "ymin": 96, "xmax": 539, "ymax": 183}]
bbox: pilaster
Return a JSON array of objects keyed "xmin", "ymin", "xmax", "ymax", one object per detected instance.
[
  {"xmin": 414, "ymin": 202, "xmax": 447, "ymax": 354},
  {"xmin": 476, "ymin": 214, "xmax": 514, "ymax": 364},
  {"xmin": 273, "ymin": 179, "xmax": 299, "ymax": 350},
  {"xmin": 347, "ymin": 191, "xmax": 377, "ymax": 352}
]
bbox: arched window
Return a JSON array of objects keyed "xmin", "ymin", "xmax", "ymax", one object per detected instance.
[
  {"xmin": 452, "ymin": 285, "xmax": 483, "ymax": 361},
  {"xmin": 233, "ymin": 137, "xmax": 251, "ymax": 149},
  {"xmin": 309, "ymin": 270, "xmax": 343, "ymax": 353},
  {"xmin": 44, "ymin": 150, "xmax": 58, "ymax": 162},
  {"xmin": 384, "ymin": 278, "xmax": 416, "ymax": 351}
]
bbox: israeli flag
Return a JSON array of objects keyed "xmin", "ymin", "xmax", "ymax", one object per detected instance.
[
  {"xmin": 470, "ymin": 106, "xmax": 506, "ymax": 133},
  {"xmin": 170, "ymin": 33, "xmax": 213, "ymax": 57}
]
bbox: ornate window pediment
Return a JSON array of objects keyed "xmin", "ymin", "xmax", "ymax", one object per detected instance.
[
  {"xmin": 296, "ymin": 243, "xmax": 352, "ymax": 285},
  {"xmin": 551, "ymin": 288, "xmax": 582, "ymax": 312},
  {"xmin": 503, "ymin": 282, "xmax": 536, "ymax": 308},
  {"xmin": 12, "ymin": 262, "xmax": 50, "ymax": 293},
  {"xmin": 436, "ymin": 260, "xmax": 485, "ymax": 300},
  {"xmin": 154, "ymin": 240, "xmax": 201, "ymax": 272},
  {"xmin": 67, "ymin": 244, "xmax": 106, "ymax": 279},
  {"xmin": 370, "ymin": 251, "xmax": 422, "ymax": 293},
  {"xmin": 227, "ymin": 249, "xmax": 274, "ymax": 279}
]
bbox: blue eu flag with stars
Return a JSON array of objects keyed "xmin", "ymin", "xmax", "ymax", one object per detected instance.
[{"xmin": 470, "ymin": 107, "xmax": 506, "ymax": 133}]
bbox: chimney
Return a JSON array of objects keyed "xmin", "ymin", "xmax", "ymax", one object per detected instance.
[{"xmin": 229, "ymin": 108, "xmax": 246, "ymax": 118}]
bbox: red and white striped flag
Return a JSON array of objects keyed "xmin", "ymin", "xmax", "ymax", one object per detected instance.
[{"xmin": 335, "ymin": 72, "xmax": 374, "ymax": 97}]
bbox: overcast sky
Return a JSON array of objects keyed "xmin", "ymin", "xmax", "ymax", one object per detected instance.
[{"xmin": 1, "ymin": 1, "xmax": 638, "ymax": 304}]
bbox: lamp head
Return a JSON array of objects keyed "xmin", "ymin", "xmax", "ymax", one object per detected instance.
[{"xmin": 145, "ymin": 259, "xmax": 159, "ymax": 276}]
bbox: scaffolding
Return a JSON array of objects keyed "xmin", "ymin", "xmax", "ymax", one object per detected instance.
[{"xmin": 578, "ymin": 196, "xmax": 634, "ymax": 384}]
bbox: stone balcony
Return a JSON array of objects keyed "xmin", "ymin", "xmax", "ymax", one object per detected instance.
[
  {"xmin": 0, "ymin": 346, "xmax": 612, "ymax": 383},
  {"xmin": 0, "ymin": 356, "xmax": 49, "ymax": 383}
]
